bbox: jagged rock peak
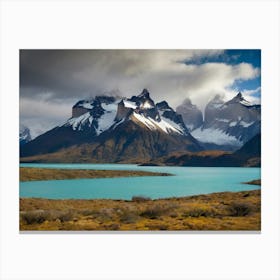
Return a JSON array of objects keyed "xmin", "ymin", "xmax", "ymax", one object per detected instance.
[
  {"xmin": 210, "ymin": 94, "xmax": 223, "ymax": 102},
  {"xmin": 156, "ymin": 101, "xmax": 172, "ymax": 111},
  {"xmin": 180, "ymin": 97, "xmax": 200, "ymax": 110},
  {"xmin": 206, "ymin": 94, "xmax": 224, "ymax": 109},
  {"xmin": 226, "ymin": 92, "xmax": 251, "ymax": 106},
  {"xmin": 230, "ymin": 92, "xmax": 244, "ymax": 102},
  {"xmin": 236, "ymin": 92, "xmax": 242, "ymax": 98},
  {"xmin": 73, "ymin": 95, "xmax": 116, "ymax": 108},
  {"xmin": 182, "ymin": 97, "xmax": 192, "ymax": 105},
  {"xmin": 138, "ymin": 88, "xmax": 150, "ymax": 98},
  {"xmin": 176, "ymin": 97, "xmax": 203, "ymax": 132}
]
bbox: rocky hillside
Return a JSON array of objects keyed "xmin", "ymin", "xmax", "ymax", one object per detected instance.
[{"xmin": 145, "ymin": 133, "xmax": 261, "ymax": 167}]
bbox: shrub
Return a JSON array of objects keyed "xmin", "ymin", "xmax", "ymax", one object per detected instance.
[
  {"xmin": 21, "ymin": 210, "xmax": 48, "ymax": 224},
  {"xmin": 146, "ymin": 223, "xmax": 168, "ymax": 230},
  {"xmin": 57, "ymin": 210, "xmax": 74, "ymax": 222},
  {"xmin": 119, "ymin": 211, "xmax": 139, "ymax": 224},
  {"xmin": 96, "ymin": 208, "xmax": 115, "ymax": 222},
  {"xmin": 228, "ymin": 202, "xmax": 252, "ymax": 217},
  {"xmin": 183, "ymin": 206, "xmax": 217, "ymax": 218},
  {"xmin": 132, "ymin": 196, "xmax": 151, "ymax": 202},
  {"xmin": 140, "ymin": 205, "xmax": 170, "ymax": 219},
  {"xmin": 78, "ymin": 209, "xmax": 99, "ymax": 216},
  {"xmin": 20, "ymin": 209, "xmax": 75, "ymax": 224},
  {"xmin": 104, "ymin": 223, "xmax": 120, "ymax": 230}
]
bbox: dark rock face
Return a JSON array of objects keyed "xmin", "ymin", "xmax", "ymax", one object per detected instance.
[
  {"xmin": 204, "ymin": 94, "xmax": 224, "ymax": 124},
  {"xmin": 20, "ymin": 125, "xmax": 32, "ymax": 145},
  {"xmin": 156, "ymin": 101, "xmax": 189, "ymax": 134},
  {"xmin": 127, "ymin": 89, "xmax": 160, "ymax": 120},
  {"xmin": 90, "ymin": 120, "xmax": 201, "ymax": 163},
  {"xmin": 176, "ymin": 98, "xmax": 203, "ymax": 131},
  {"xmin": 115, "ymin": 100, "xmax": 133, "ymax": 122},
  {"xmin": 234, "ymin": 133, "xmax": 261, "ymax": 159}
]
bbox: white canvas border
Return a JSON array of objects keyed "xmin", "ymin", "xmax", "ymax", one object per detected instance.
[{"xmin": 0, "ymin": 1, "xmax": 280, "ymax": 280}]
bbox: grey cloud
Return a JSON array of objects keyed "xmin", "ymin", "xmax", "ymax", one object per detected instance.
[{"xmin": 20, "ymin": 50, "xmax": 225, "ymax": 99}]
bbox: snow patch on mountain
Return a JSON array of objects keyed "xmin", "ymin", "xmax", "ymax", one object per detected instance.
[
  {"xmin": 132, "ymin": 112, "xmax": 184, "ymax": 135},
  {"xmin": 239, "ymin": 120, "xmax": 254, "ymax": 127},
  {"xmin": 215, "ymin": 118, "xmax": 230, "ymax": 122},
  {"xmin": 67, "ymin": 112, "xmax": 93, "ymax": 130},
  {"xmin": 123, "ymin": 100, "xmax": 137, "ymax": 109},
  {"xmin": 82, "ymin": 103, "xmax": 94, "ymax": 109},
  {"xmin": 141, "ymin": 101, "xmax": 154, "ymax": 109},
  {"xmin": 191, "ymin": 127, "xmax": 242, "ymax": 146},
  {"xmin": 96, "ymin": 102, "xmax": 119, "ymax": 134}
]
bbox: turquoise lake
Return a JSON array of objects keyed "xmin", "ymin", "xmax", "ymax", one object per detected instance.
[{"xmin": 20, "ymin": 164, "xmax": 261, "ymax": 200}]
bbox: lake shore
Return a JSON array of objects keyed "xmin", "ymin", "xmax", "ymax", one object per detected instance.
[
  {"xmin": 244, "ymin": 179, "xmax": 261, "ymax": 185},
  {"xmin": 20, "ymin": 189, "xmax": 261, "ymax": 231},
  {"xmin": 20, "ymin": 167, "xmax": 172, "ymax": 182}
]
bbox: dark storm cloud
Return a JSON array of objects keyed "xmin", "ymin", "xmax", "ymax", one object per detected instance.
[
  {"xmin": 20, "ymin": 49, "xmax": 228, "ymax": 100},
  {"xmin": 20, "ymin": 50, "xmax": 102, "ymax": 97}
]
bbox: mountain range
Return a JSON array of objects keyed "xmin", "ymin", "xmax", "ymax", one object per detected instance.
[
  {"xmin": 191, "ymin": 93, "xmax": 261, "ymax": 150},
  {"xmin": 20, "ymin": 89, "xmax": 261, "ymax": 165}
]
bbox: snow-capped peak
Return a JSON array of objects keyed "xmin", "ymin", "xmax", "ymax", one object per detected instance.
[
  {"xmin": 62, "ymin": 90, "xmax": 189, "ymax": 137},
  {"xmin": 138, "ymin": 88, "xmax": 150, "ymax": 98},
  {"xmin": 227, "ymin": 92, "xmax": 252, "ymax": 106},
  {"xmin": 20, "ymin": 124, "xmax": 32, "ymax": 144},
  {"xmin": 207, "ymin": 94, "xmax": 224, "ymax": 109},
  {"xmin": 63, "ymin": 96, "xmax": 122, "ymax": 135}
]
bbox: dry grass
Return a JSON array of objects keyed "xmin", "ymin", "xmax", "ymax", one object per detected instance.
[
  {"xmin": 20, "ymin": 167, "xmax": 171, "ymax": 182},
  {"xmin": 20, "ymin": 190, "xmax": 261, "ymax": 231}
]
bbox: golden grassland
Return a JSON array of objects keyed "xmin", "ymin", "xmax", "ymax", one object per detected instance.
[
  {"xmin": 20, "ymin": 167, "xmax": 171, "ymax": 182},
  {"xmin": 20, "ymin": 189, "xmax": 261, "ymax": 231}
]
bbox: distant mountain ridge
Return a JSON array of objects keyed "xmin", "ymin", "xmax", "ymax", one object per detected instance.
[{"xmin": 184, "ymin": 92, "xmax": 260, "ymax": 149}]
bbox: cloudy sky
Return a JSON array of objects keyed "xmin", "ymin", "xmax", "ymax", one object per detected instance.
[{"xmin": 20, "ymin": 49, "xmax": 261, "ymax": 138}]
